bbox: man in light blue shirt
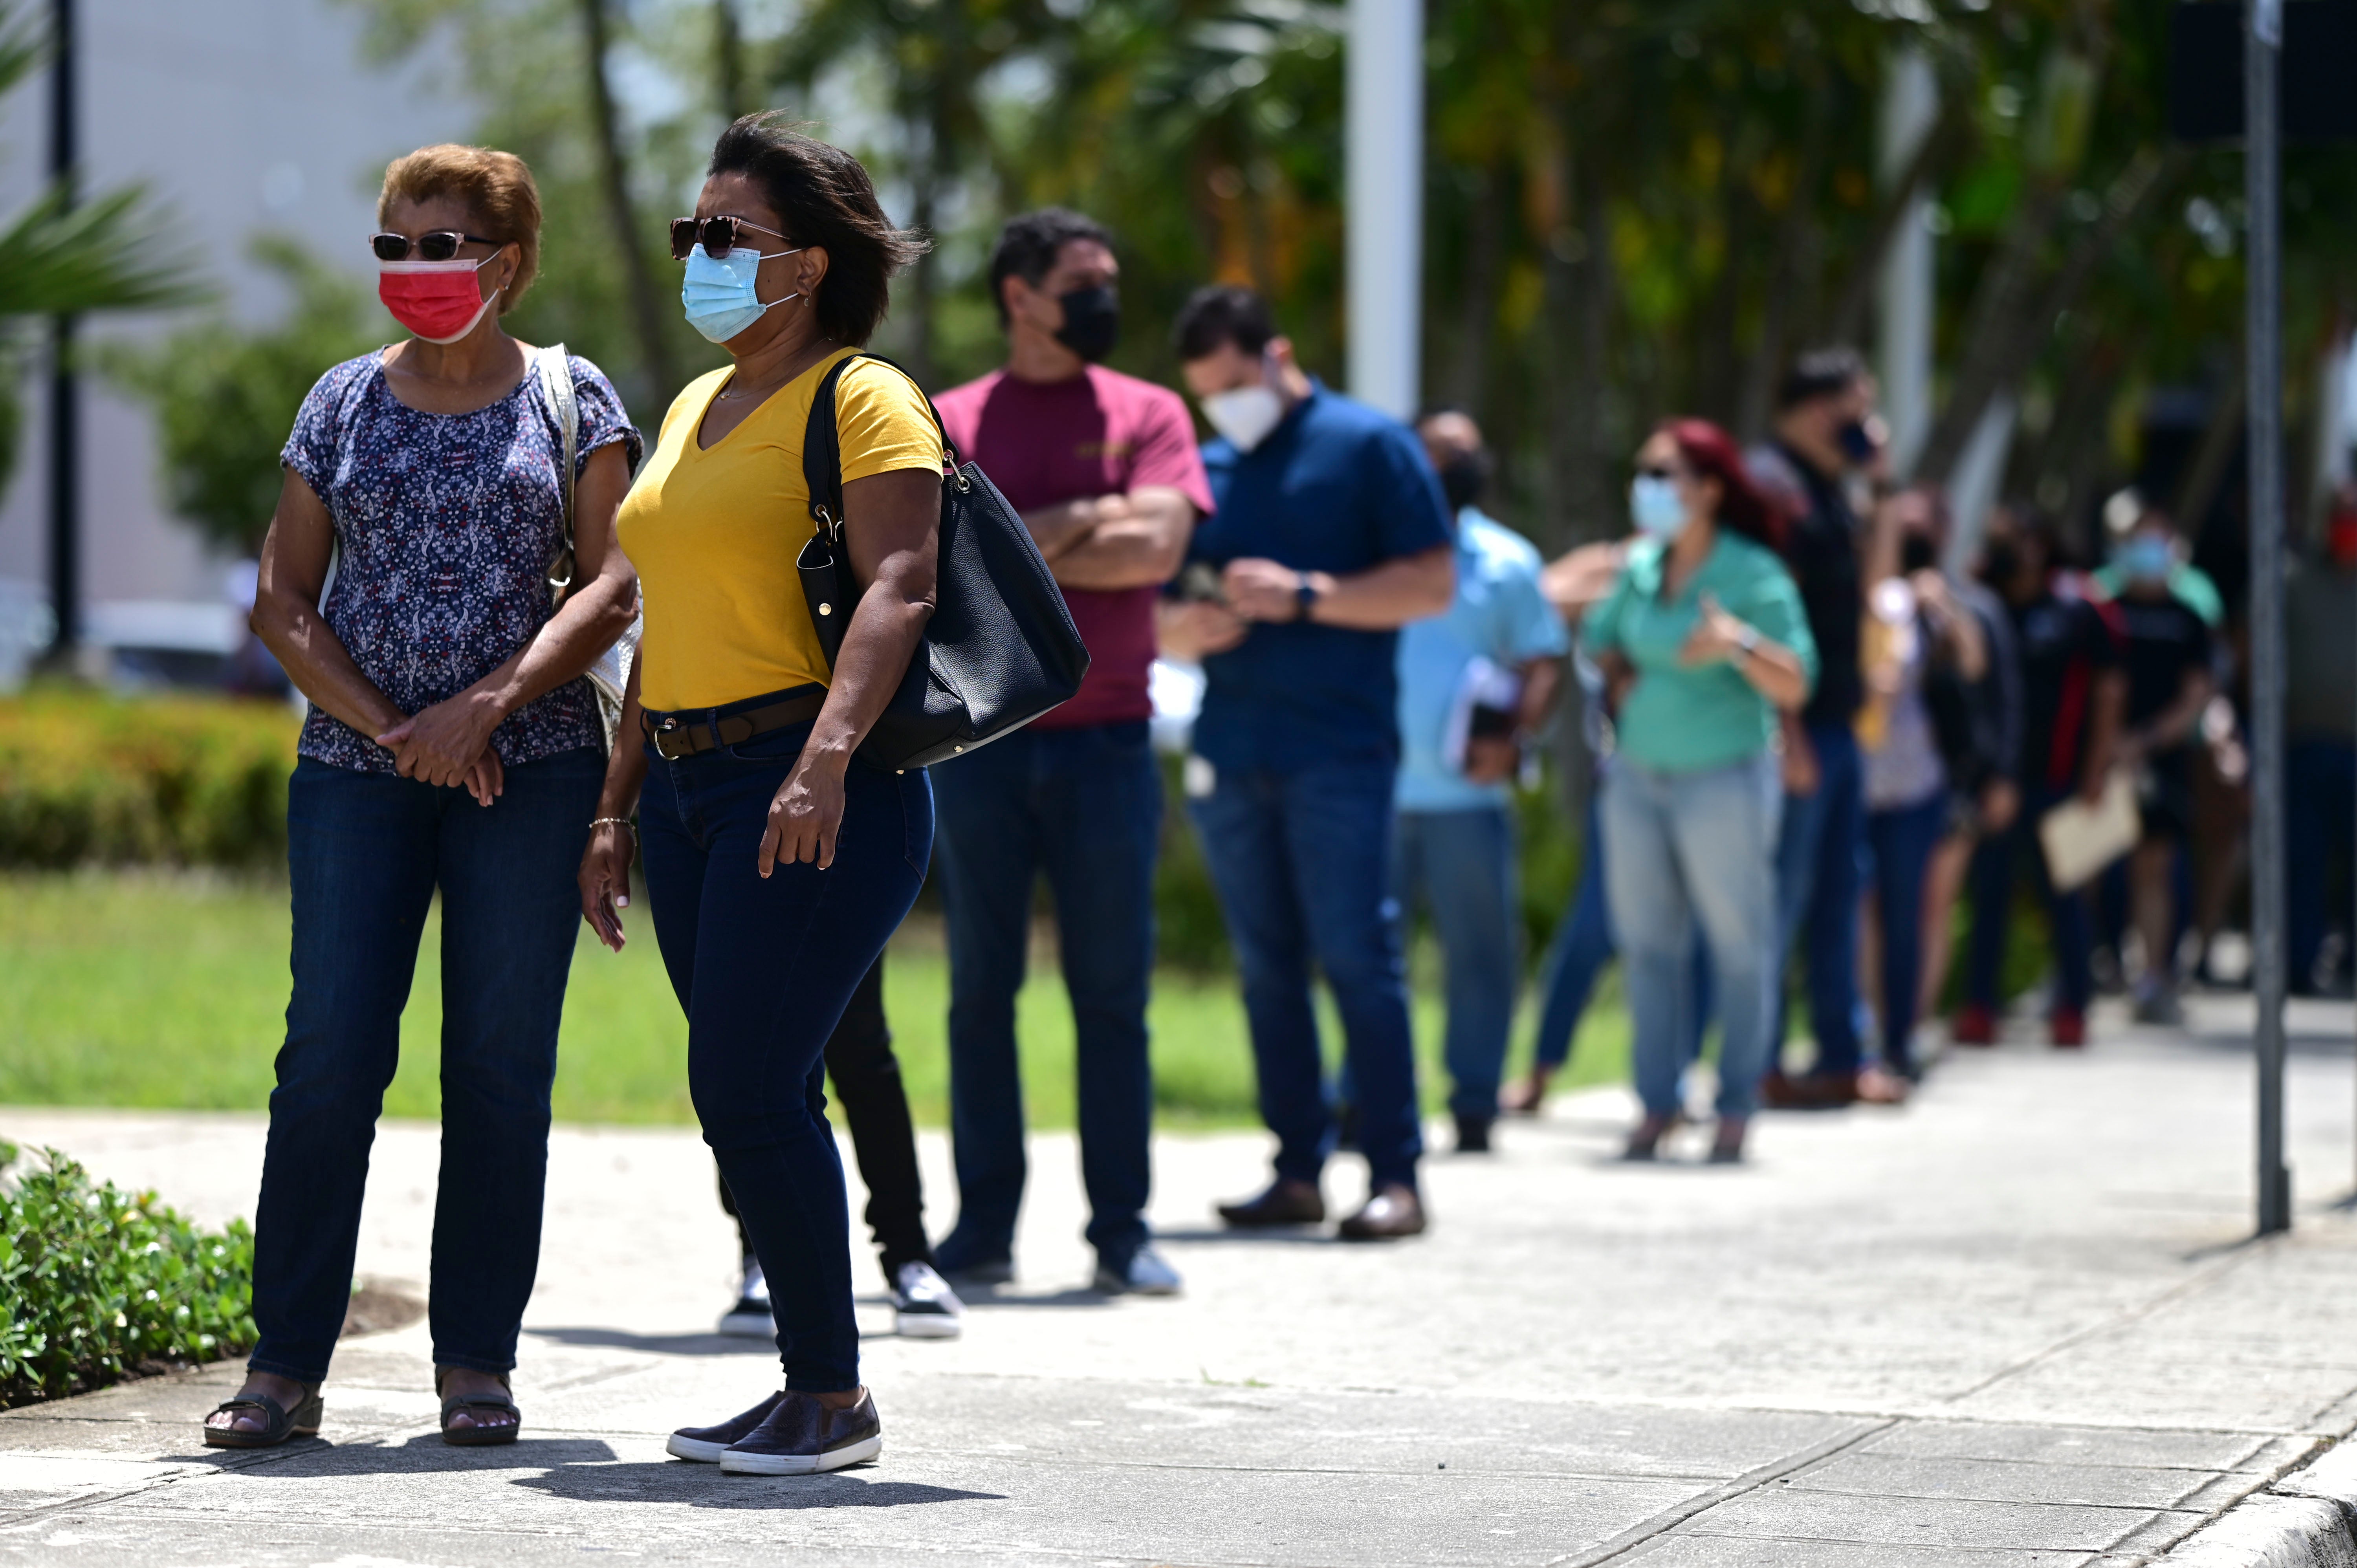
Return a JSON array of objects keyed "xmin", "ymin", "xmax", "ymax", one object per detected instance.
[{"xmin": 1394, "ymin": 410, "xmax": 1569, "ymax": 1152}]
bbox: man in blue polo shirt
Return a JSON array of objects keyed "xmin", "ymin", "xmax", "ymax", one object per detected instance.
[{"xmin": 1160, "ymin": 286, "xmax": 1455, "ymax": 1240}]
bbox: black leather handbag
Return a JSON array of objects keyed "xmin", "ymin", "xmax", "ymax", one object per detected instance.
[{"xmin": 796, "ymin": 352, "xmax": 1089, "ymax": 771}]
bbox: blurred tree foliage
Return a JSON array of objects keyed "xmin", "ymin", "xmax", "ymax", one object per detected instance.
[
  {"xmin": 104, "ymin": 240, "xmax": 380, "ymax": 557},
  {"xmin": 0, "ymin": 1, "xmax": 196, "ymax": 495},
  {"xmin": 326, "ymin": 0, "xmax": 2354, "ymax": 566}
]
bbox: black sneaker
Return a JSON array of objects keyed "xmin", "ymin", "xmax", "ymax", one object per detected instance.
[
  {"xmin": 891, "ymin": 1261, "xmax": 964, "ymax": 1339},
  {"xmin": 1453, "ymin": 1112, "xmax": 1494, "ymax": 1154},
  {"xmin": 715, "ymin": 1256, "xmax": 772, "ymax": 1337},
  {"xmin": 666, "ymin": 1390, "xmax": 785, "ymax": 1463},
  {"xmin": 718, "ymin": 1388, "xmax": 882, "ymax": 1475}
]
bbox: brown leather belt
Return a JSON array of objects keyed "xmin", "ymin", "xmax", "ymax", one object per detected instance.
[{"xmin": 642, "ymin": 690, "xmax": 827, "ymax": 761}]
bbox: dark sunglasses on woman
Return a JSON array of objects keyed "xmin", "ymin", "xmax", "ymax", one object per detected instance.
[
  {"xmin": 670, "ymin": 214, "xmax": 791, "ymax": 261},
  {"xmin": 371, "ymin": 231, "xmax": 501, "ymax": 263}
]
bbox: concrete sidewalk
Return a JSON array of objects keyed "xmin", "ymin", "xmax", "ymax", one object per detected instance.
[{"xmin": 4, "ymin": 996, "xmax": 2357, "ymax": 1566}]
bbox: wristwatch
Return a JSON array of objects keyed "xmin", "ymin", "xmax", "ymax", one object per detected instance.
[
  {"xmin": 1293, "ymin": 575, "xmax": 1321, "ymax": 622},
  {"xmin": 1733, "ymin": 623, "xmax": 1760, "ymax": 660}
]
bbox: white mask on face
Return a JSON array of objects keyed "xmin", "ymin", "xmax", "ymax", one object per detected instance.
[
  {"xmin": 1201, "ymin": 384, "xmax": 1287, "ymax": 452},
  {"xmin": 1199, "ymin": 348, "xmax": 1291, "ymax": 452}
]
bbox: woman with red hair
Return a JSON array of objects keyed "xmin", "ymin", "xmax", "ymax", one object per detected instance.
[{"xmin": 1582, "ymin": 419, "xmax": 1816, "ymax": 1162}]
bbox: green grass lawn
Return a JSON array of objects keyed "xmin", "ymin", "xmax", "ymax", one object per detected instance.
[{"xmin": 0, "ymin": 872, "xmax": 1633, "ymax": 1128}]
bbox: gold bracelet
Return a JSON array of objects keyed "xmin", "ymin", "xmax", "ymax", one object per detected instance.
[{"xmin": 590, "ymin": 816, "xmax": 636, "ymax": 839}]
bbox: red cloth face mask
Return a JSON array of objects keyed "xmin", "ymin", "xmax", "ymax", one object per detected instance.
[{"xmin": 378, "ymin": 256, "xmax": 500, "ymax": 344}]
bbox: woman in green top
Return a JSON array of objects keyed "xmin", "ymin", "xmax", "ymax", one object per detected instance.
[{"xmin": 1584, "ymin": 418, "xmax": 1816, "ymax": 1163}]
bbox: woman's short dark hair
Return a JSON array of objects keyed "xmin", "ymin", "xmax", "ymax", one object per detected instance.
[
  {"xmin": 1174, "ymin": 285, "xmax": 1275, "ymax": 361},
  {"xmin": 988, "ymin": 208, "xmax": 1113, "ymax": 325},
  {"xmin": 706, "ymin": 115, "xmax": 927, "ymax": 346},
  {"xmin": 1659, "ymin": 417, "xmax": 1789, "ymax": 551}
]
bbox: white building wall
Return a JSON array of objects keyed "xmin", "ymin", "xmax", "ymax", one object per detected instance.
[{"xmin": 0, "ymin": 0, "xmax": 466, "ymax": 632}]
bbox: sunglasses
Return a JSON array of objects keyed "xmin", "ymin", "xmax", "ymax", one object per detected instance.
[
  {"xmin": 1635, "ymin": 464, "xmax": 1688, "ymax": 482},
  {"xmin": 671, "ymin": 214, "xmax": 790, "ymax": 261},
  {"xmin": 371, "ymin": 230, "xmax": 502, "ymax": 263}
]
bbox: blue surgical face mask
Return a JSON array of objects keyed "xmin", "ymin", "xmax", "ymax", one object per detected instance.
[
  {"xmin": 1631, "ymin": 474, "xmax": 1687, "ymax": 540},
  {"xmin": 681, "ymin": 244, "xmax": 801, "ymax": 344},
  {"xmin": 2119, "ymin": 534, "xmax": 2174, "ymax": 584}
]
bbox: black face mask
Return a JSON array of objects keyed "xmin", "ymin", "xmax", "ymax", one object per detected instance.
[
  {"xmin": 1438, "ymin": 454, "xmax": 1488, "ymax": 513},
  {"xmin": 1899, "ymin": 532, "xmax": 1937, "ymax": 575},
  {"xmin": 1979, "ymin": 539, "xmax": 2021, "ymax": 590},
  {"xmin": 1053, "ymin": 285, "xmax": 1120, "ymax": 363},
  {"xmin": 1836, "ymin": 419, "xmax": 1878, "ymax": 467}
]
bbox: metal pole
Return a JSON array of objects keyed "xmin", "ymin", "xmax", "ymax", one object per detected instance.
[
  {"xmin": 1879, "ymin": 45, "xmax": 1937, "ymax": 481},
  {"xmin": 44, "ymin": 0, "xmax": 77, "ymax": 660},
  {"xmin": 2247, "ymin": 0, "xmax": 2293, "ymax": 1235},
  {"xmin": 1346, "ymin": 0, "xmax": 1422, "ymax": 421}
]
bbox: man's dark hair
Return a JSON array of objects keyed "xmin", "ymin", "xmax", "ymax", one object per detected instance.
[
  {"xmin": 1174, "ymin": 284, "xmax": 1276, "ymax": 361},
  {"xmin": 987, "ymin": 208, "xmax": 1114, "ymax": 326},
  {"xmin": 707, "ymin": 114, "xmax": 928, "ymax": 346},
  {"xmin": 1774, "ymin": 346, "xmax": 1869, "ymax": 413}
]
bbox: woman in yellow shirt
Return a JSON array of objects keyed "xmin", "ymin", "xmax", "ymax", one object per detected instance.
[{"xmin": 576, "ymin": 117, "xmax": 942, "ymax": 1476}]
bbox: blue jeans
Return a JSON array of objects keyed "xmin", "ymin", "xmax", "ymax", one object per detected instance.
[
  {"xmin": 1775, "ymin": 721, "xmax": 1867, "ymax": 1077},
  {"xmin": 930, "ymin": 720, "xmax": 1160, "ymax": 1270},
  {"xmin": 1393, "ymin": 806, "xmax": 1519, "ymax": 1120},
  {"xmin": 248, "ymin": 747, "xmax": 603, "ymax": 1384},
  {"xmin": 1864, "ymin": 793, "xmax": 1948, "ymax": 1073},
  {"xmin": 1964, "ymin": 783, "xmax": 2092, "ymax": 1018},
  {"xmin": 639, "ymin": 708, "xmax": 933, "ymax": 1392},
  {"xmin": 1601, "ymin": 752, "xmax": 1783, "ymax": 1121},
  {"xmin": 1189, "ymin": 760, "xmax": 1422, "ymax": 1191},
  {"xmin": 1533, "ymin": 791, "xmax": 1711, "ymax": 1070},
  {"xmin": 2288, "ymin": 737, "xmax": 2355, "ymax": 990}
]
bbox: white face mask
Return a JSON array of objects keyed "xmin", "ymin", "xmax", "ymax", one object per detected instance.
[{"xmin": 1201, "ymin": 385, "xmax": 1285, "ymax": 452}]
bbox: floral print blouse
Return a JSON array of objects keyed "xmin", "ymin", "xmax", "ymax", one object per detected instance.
[{"xmin": 280, "ymin": 349, "xmax": 642, "ymax": 774}]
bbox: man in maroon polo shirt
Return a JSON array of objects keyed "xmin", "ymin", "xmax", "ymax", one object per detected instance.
[{"xmin": 929, "ymin": 209, "xmax": 1213, "ymax": 1296}]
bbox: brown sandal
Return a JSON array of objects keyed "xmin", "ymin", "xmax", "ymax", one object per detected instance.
[
  {"xmin": 436, "ymin": 1366, "xmax": 521, "ymax": 1447},
  {"xmin": 202, "ymin": 1382, "xmax": 322, "ymax": 1449}
]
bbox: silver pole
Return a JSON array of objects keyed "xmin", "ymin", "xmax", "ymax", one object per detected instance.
[
  {"xmin": 2247, "ymin": 0, "xmax": 2292, "ymax": 1235},
  {"xmin": 1345, "ymin": 0, "xmax": 1423, "ymax": 421}
]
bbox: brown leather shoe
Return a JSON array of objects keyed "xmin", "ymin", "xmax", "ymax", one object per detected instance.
[
  {"xmin": 1216, "ymin": 1178, "xmax": 1325, "ymax": 1228},
  {"xmin": 1761, "ymin": 1070, "xmax": 1859, "ymax": 1109},
  {"xmin": 1336, "ymin": 1184, "xmax": 1425, "ymax": 1240}
]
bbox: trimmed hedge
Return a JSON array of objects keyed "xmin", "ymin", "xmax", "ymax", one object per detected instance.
[
  {"xmin": 0, "ymin": 1141, "xmax": 257, "ymax": 1408},
  {"xmin": 0, "ymin": 691, "xmax": 299, "ymax": 868}
]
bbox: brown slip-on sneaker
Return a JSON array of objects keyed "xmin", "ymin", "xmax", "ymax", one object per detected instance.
[
  {"xmin": 1337, "ymin": 1185, "xmax": 1425, "ymax": 1240},
  {"xmin": 667, "ymin": 1390, "xmax": 787, "ymax": 1463},
  {"xmin": 1215, "ymin": 1178, "xmax": 1325, "ymax": 1228},
  {"xmin": 718, "ymin": 1389, "xmax": 882, "ymax": 1476}
]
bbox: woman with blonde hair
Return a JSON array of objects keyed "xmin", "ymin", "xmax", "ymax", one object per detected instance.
[{"xmin": 205, "ymin": 144, "xmax": 641, "ymax": 1449}]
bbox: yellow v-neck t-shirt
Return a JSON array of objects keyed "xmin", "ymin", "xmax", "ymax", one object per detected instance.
[{"xmin": 619, "ymin": 348, "xmax": 945, "ymax": 712}]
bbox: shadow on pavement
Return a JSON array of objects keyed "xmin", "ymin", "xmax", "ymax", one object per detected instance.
[
  {"xmin": 525, "ymin": 1328, "xmax": 781, "ymax": 1356},
  {"xmin": 513, "ymin": 1458, "xmax": 1003, "ymax": 1509}
]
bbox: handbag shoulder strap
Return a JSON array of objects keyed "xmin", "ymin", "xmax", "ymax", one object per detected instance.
[
  {"xmin": 536, "ymin": 343, "xmax": 579, "ymax": 542},
  {"xmin": 800, "ymin": 349, "xmax": 959, "ymax": 545}
]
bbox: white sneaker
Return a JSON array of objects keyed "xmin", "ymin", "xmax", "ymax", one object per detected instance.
[
  {"xmin": 1093, "ymin": 1244, "xmax": 1184, "ymax": 1297},
  {"xmin": 893, "ymin": 1261, "xmax": 964, "ymax": 1339},
  {"xmin": 716, "ymin": 1257, "xmax": 773, "ymax": 1337}
]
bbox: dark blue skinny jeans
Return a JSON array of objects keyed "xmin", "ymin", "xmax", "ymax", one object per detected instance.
[
  {"xmin": 930, "ymin": 720, "xmax": 1161, "ymax": 1272},
  {"xmin": 638, "ymin": 710, "xmax": 932, "ymax": 1393},
  {"xmin": 1188, "ymin": 759, "xmax": 1422, "ymax": 1193},
  {"xmin": 1863, "ymin": 792, "xmax": 1949, "ymax": 1074},
  {"xmin": 1775, "ymin": 721, "xmax": 1868, "ymax": 1077},
  {"xmin": 248, "ymin": 747, "xmax": 603, "ymax": 1385}
]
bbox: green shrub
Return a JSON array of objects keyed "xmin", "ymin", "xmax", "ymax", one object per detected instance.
[
  {"xmin": 0, "ymin": 1140, "xmax": 257, "ymax": 1408},
  {"xmin": 0, "ymin": 690, "xmax": 299, "ymax": 869}
]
